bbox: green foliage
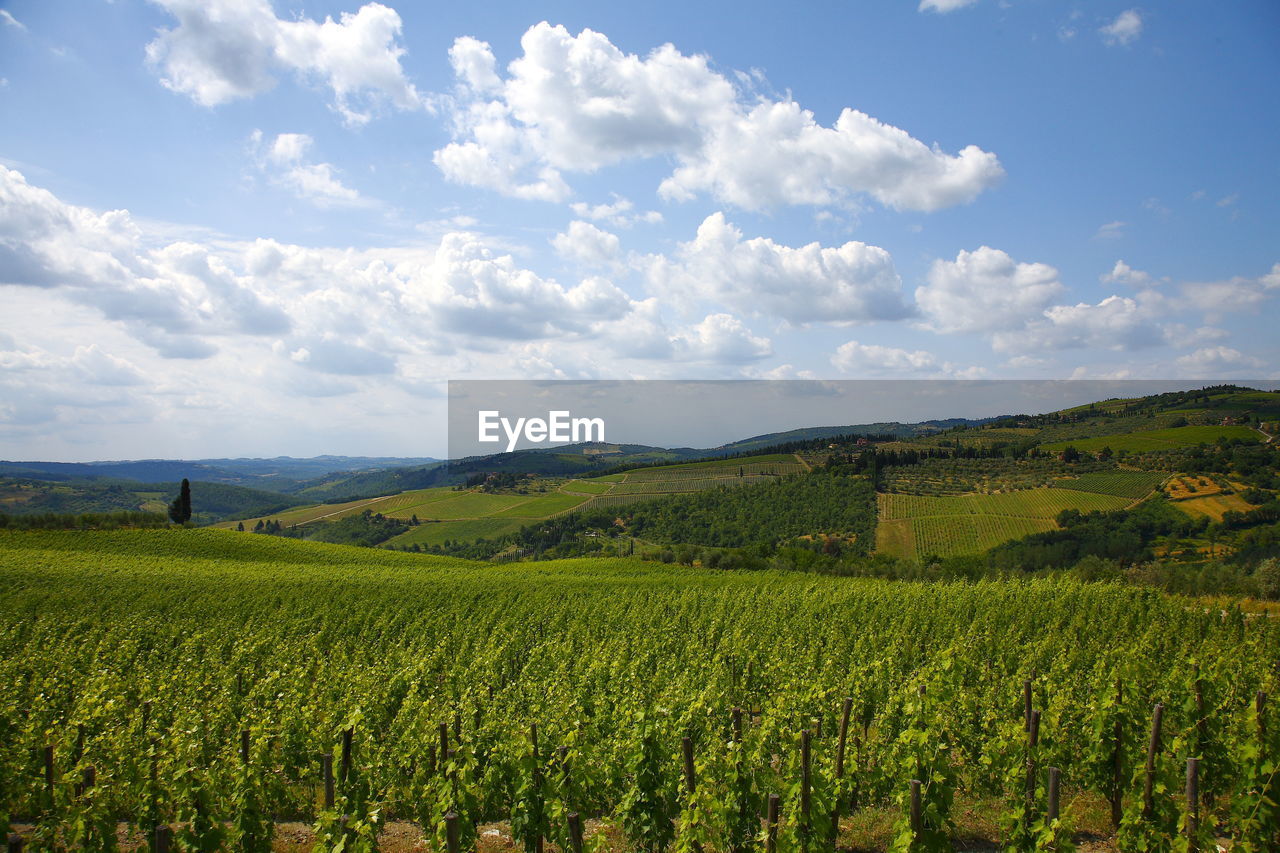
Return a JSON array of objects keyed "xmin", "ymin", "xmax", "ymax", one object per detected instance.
[{"xmin": 0, "ymin": 529, "xmax": 1279, "ymax": 850}]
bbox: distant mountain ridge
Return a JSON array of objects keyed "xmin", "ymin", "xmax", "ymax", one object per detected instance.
[{"xmin": 0, "ymin": 456, "xmax": 440, "ymax": 489}]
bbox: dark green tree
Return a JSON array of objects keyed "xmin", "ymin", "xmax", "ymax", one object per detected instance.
[{"xmin": 168, "ymin": 478, "xmax": 192, "ymax": 524}]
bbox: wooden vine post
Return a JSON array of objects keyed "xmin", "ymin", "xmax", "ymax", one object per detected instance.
[
  {"xmin": 322, "ymin": 752, "xmax": 335, "ymax": 809},
  {"xmin": 829, "ymin": 696, "xmax": 853, "ymax": 849},
  {"xmin": 1185, "ymin": 757, "xmax": 1199, "ymax": 852},
  {"xmin": 1142, "ymin": 703, "xmax": 1165, "ymax": 820},
  {"xmin": 766, "ymin": 793, "xmax": 780, "ymax": 853}
]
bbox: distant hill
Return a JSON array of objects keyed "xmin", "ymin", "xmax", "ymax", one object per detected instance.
[
  {"xmin": 0, "ymin": 476, "xmax": 307, "ymax": 523},
  {"xmin": 0, "ymin": 456, "xmax": 438, "ymax": 491}
]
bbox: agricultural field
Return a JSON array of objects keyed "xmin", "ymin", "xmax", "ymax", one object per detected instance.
[
  {"xmin": 1039, "ymin": 424, "xmax": 1261, "ymax": 453},
  {"xmin": 1, "ymin": 529, "xmax": 1278, "ymax": 852},
  {"xmin": 1172, "ymin": 492, "xmax": 1257, "ymax": 522},
  {"xmin": 880, "ymin": 457, "xmax": 1112, "ymax": 496},
  {"xmin": 876, "ymin": 488, "xmax": 1132, "ymax": 558},
  {"xmin": 1051, "ymin": 470, "xmax": 1167, "ymax": 500},
  {"xmin": 383, "ymin": 517, "xmax": 530, "ymax": 548},
  {"xmin": 1164, "ymin": 474, "xmax": 1229, "ymax": 500}
]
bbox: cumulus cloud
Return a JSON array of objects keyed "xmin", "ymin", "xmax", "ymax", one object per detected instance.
[
  {"xmin": 1181, "ymin": 263, "xmax": 1280, "ymax": 314},
  {"xmin": 1101, "ymin": 259, "xmax": 1156, "ymax": 287},
  {"xmin": 992, "ymin": 294, "xmax": 1164, "ymax": 353},
  {"xmin": 0, "ymin": 165, "xmax": 707, "ymax": 378},
  {"xmin": 251, "ymin": 131, "xmax": 367, "ymax": 207},
  {"xmin": 552, "ymin": 220, "xmax": 621, "ymax": 268},
  {"xmin": 675, "ymin": 313, "xmax": 772, "ymax": 363},
  {"xmin": 1100, "ymin": 10, "xmax": 1143, "ymax": 46},
  {"xmin": 915, "ymin": 246, "xmax": 1064, "ymax": 334},
  {"xmin": 649, "ymin": 213, "xmax": 911, "ymax": 325},
  {"xmin": 435, "ymin": 22, "xmax": 1003, "ymax": 210},
  {"xmin": 831, "ymin": 340, "xmax": 983, "ymax": 377},
  {"xmin": 832, "ymin": 340, "xmax": 937, "ymax": 373},
  {"xmin": 569, "ymin": 195, "xmax": 663, "ymax": 228},
  {"xmin": 145, "ymin": 0, "xmax": 423, "ymax": 125},
  {"xmin": 1174, "ymin": 347, "xmax": 1266, "ymax": 378}
]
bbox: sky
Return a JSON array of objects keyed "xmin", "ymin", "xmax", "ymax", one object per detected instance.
[{"xmin": 0, "ymin": 0, "xmax": 1277, "ymax": 461}]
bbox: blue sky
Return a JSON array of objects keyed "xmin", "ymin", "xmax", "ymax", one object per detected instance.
[{"xmin": 0, "ymin": 0, "xmax": 1276, "ymax": 460}]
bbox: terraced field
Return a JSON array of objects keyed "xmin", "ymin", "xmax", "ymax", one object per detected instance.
[{"xmin": 876, "ymin": 487, "xmax": 1132, "ymax": 559}]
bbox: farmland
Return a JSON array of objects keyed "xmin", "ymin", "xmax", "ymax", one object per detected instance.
[
  {"xmin": 876, "ymin": 487, "xmax": 1133, "ymax": 558},
  {"xmin": 1, "ymin": 529, "xmax": 1278, "ymax": 851},
  {"xmin": 1039, "ymin": 424, "xmax": 1262, "ymax": 453}
]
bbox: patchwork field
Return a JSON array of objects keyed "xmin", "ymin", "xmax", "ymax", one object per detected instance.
[{"xmin": 876, "ymin": 487, "xmax": 1132, "ymax": 559}]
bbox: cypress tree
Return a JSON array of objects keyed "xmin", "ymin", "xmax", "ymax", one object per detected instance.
[{"xmin": 168, "ymin": 478, "xmax": 192, "ymax": 524}]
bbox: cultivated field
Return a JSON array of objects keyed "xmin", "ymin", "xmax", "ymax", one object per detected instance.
[
  {"xmin": 1039, "ymin": 424, "xmax": 1261, "ymax": 453},
  {"xmin": 876, "ymin": 487, "xmax": 1132, "ymax": 558},
  {"xmin": 1, "ymin": 529, "xmax": 1277, "ymax": 852}
]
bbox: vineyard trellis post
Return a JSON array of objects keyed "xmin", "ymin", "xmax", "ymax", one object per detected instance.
[
  {"xmin": 830, "ymin": 696, "xmax": 852, "ymax": 850},
  {"xmin": 1186, "ymin": 757, "xmax": 1199, "ymax": 852},
  {"xmin": 909, "ymin": 779, "xmax": 922, "ymax": 844},
  {"xmin": 1047, "ymin": 766, "xmax": 1060, "ymax": 822},
  {"xmin": 341, "ymin": 727, "xmax": 353, "ymax": 787},
  {"xmin": 567, "ymin": 812, "xmax": 583, "ymax": 853},
  {"xmin": 800, "ymin": 729, "xmax": 812, "ymax": 853},
  {"xmin": 322, "ymin": 752, "xmax": 334, "ymax": 810},
  {"xmin": 1111, "ymin": 678, "xmax": 1124, "ymax": 830},
  {"xmin": 1025, "ymin": 709, "xmax": 1041, "ymax": 820},
  {"xmin": 446, "ymin": 811, "xmax": 460, "ymax": 853},
  {"xmin": 1142, "ymin": 703, "xmax": 1164, "ymax": 820},
  {"xmin": 766, "ymin": 793, "xmax": 780, "ymax": 853}
]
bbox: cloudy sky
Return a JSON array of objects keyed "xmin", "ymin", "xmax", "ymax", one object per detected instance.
[{"xmin": 0, "ymin": 1, "xmax": 1276, "ymax": 460}]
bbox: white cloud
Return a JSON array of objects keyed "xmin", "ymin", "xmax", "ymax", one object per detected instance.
[
  {"xmin": 1217, "ymin": 193, "xmax": 1239, "ymax": 208},
  {"xmin": 1101, "ymin": 259, "xmax": 1155, "ymax": 287},
  {"xmin": 146, "ymin": 0, "xmax": 423, "ymax": 125},
  {"xmin": 552, "ymin": 220, "xmax": 621, "ymax": 268},
  {"xmin": 831, "ymin": 339, "xmax": 982, "ymax": 378},
  {"xmin": 569, "ymin": 195, "xmax": 663, "ymax": 228},
  {"xmin": 252, "ymin": 131, "xmax": 367, "ymax": 208},
  {"xmin": 1100, "ymin": 10, "xmax": 1143, "ymax": 46},
  {"xmin": 648, "ymin": 212, "xmax": 911, "ymax": 325},
  {"xmin": 1181, "ymin": 263, "xmax": 1280, "ymax": 314},
  {"xmin": 448, "ymin": 35, "xmax": 502, "ymax": 95},
  {"xmin": 675, "ymin": 314, "xmax": 772, "ymax": 364},
  {"xmin": 1174, "ymin": 347, "xmax": 1265, "ymax": 378},
  {"xmin": 1094, "ymin": 220, "xmax": 1127, "ymax": 240},
  {"xmin": 915, "ymin": 246, "xmax": 1064, "ymax": 334},
  {"xmin": 0, "ymin": 10, "xmax": 27, "ymax": 31},
  {"xmin": 992, "ymin": 294, "xmax": 1164, "ymax": 353},
  {"xmin": 919, "ymin": 0, "xmax": 980, "ymax": 13},
  {"xmin": 832, "ymin": 340, "xmax": 937, "ymax": 374},
  {"xmin": 436, "ymin": 23, "xmax": 1003, "ymax": 211},
  {"xmin": 0, "ymin": 165, "xmax": 669, "ymax": 375}
]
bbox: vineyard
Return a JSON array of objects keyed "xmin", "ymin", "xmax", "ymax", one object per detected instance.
[
  {"xmin": 880, "ymin": 458, "xmax": 1113, "ymax": 497},
  {"xmin": 876, "ymin": 489, "xmax": 1134, "ymax": 558},
  {"xmin": 2, "ymin": 529, "xmax": 1279, "ymax": 851},
  {"xmin": 1050, "ymin": 471, "xmax": 1167, "ymax": 500}
]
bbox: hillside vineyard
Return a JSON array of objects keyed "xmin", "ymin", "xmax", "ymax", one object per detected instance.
[{"xmin": 1, "ymin": 530, "xmax": 1278, "ymax": 851}]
